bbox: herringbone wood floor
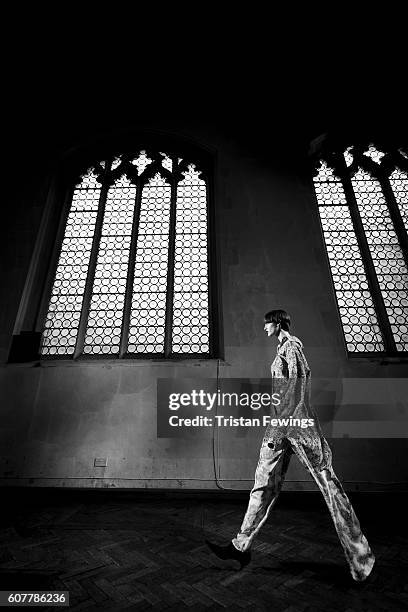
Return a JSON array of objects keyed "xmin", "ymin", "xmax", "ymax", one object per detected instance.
[{"xmin": 0, "ymin": 489, "xmax": 406, "ymax": 611}]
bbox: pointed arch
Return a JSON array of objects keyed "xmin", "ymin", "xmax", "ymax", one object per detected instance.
[
  {"xmin": 312, "ymin": 142, "xmax": 408, "ymax": 355},
  {"xmin": 38, "ymin": 142, "xmax": 217, "ymax": 360}
]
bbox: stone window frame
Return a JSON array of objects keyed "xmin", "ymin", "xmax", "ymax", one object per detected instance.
[
  {"xmin": 8, "ymin": 131, "xmax": 222, "ymax": 363},
  {"xmin": 310, "ymin": 137, "xmax": 408, "ymax": 361}
]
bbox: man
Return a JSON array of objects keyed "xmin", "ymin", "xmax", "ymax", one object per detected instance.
[{"xmin": 206, "ymin": 309, "xmax": 375, "ymax": 582}]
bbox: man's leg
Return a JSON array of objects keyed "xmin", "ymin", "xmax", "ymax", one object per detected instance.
[
  {"xmin": 232, "ymin": 437, "xmax": 292, "ymax": 553},
  {"xmin": 289, "ymin": 433, "xmax": 375, "ymax": 581}
]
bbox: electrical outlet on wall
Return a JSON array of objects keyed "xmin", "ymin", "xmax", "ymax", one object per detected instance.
[{"xmin": 94, "ymin": 458, "xmax": 107, "ymax": 467}]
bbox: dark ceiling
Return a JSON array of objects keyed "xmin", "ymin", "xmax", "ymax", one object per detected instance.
[{"xmin": 4, "ymin": 48, "xmax": 407, "ymax": 169}]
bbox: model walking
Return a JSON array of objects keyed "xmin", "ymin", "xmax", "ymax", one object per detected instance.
[{"xmin": 206, "ymin": 309, "xmax": 375, "ymax": 582}]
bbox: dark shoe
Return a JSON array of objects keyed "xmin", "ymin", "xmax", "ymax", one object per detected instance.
[{"xmin": 205, "ymin": 539, "xmax": 251, "ymax": 570}]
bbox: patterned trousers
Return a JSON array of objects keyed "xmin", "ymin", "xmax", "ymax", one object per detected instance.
[{"xmin": 232, "ymin": 435, "xmax": 375, "ymax": 581}]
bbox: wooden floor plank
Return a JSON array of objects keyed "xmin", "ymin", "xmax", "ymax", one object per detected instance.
[{"xmin": 0, "ymin": 489, "xmax": 406, "ymax": 610}]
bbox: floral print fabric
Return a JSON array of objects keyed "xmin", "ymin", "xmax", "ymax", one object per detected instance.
[{"xmin": 232, "ymin": 335, "xmax": 375, "ymax": 582}]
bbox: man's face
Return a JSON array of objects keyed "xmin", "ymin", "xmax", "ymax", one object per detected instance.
[{"xmin": 264, "ymin": 321, "xmax": 278, "ymax": 337}]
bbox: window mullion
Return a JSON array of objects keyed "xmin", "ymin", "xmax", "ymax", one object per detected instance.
[
  {"xmin": 73, "ymin": 174, "xmax": 110, "ymax": 359},
  {"xmin": 164, "ymin": 175, "xmax": 177, "ymax": 358},
  {"xmin": 340, "ymin": 167, "xmax": 396, "ymax": 353},
  {"xmin": 378, "ymin": 175, "xmax": 408, "ymax": 272},
  {"xmin": 119, "ymin": 178, "xmax": 142, "ymax": 357}
]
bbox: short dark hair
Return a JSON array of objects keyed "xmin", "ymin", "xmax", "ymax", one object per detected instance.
[{"xmin": 264, "ymin": 309, "xmax": 291, "ymax": 331}]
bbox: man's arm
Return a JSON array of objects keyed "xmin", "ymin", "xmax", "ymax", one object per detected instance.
[{"xmin": 276, "ymin": 343, "xmax": 305, "ymax": 416}]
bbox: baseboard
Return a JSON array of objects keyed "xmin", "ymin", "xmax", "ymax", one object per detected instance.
[{"xmin": 0, "ymin": 477, "xmax": 406, "ymax": 492}]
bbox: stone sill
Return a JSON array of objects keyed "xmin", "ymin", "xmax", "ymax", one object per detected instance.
[
  {"xmin": 347, "ymin": 356, "xmax": 408, "ymax": 365},
  {"xmin": 1, "ymin": 358, "xmax": 228, "ymax": 369}
]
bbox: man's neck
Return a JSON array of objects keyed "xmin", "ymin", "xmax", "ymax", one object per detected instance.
[{"xmin": 277, "ymin": 330, "xmax": 290, "ymax": 344}]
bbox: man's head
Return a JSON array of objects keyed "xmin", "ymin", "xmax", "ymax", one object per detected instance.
[{"xmin": 263, "ymin": 309, "xmax": 291, "ymax": 337}]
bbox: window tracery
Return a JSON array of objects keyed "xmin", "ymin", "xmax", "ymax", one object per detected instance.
[
  {"xmin": 313, "ymin": 144, "xmax": 408, "ymax": 354},
  {"xmin": 40, "ymin": 150, "xmax": 212, "ymax": 359}
]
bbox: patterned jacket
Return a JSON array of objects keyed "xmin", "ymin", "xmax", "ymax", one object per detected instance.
[{"xmin": 263, "ymin": 334, "xmax": 323, "ymax": 444}]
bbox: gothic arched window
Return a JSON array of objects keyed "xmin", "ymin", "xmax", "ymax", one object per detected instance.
[
  {"xmin": 39, "ymin": 150, "xmax": 215, "ymax": 359},
  {"xmin": 313, "ymin": 144, "xmax": 408, "ymax": 355}
]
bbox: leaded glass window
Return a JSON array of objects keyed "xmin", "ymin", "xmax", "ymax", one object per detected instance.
[
  {"xmin": 40, "ymin": 151, "xmax": 213, "ymax": 359},
  {"xmin": 313, "ymin": 144, "xmax": 408, "ymax": 355}
]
